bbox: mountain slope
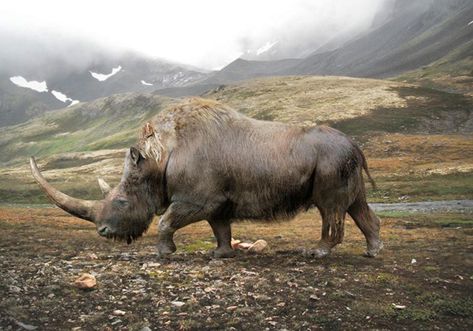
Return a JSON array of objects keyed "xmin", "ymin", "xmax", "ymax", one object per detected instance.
[
  {"xmin": 203, "ymin": 76, "xmax": 473, "ymax": 135},
  {"xmin": 0, "ymin": 93, "xmax": 173, "ymax": 165},
  {"xmin": 395, "ymin": 38, "xmax": 473, "ymax": 95},
  {"xmin": 201, "ymin": 58, "xmax": 299, "ymax": 85},
  {"xmin": 0, "ymin": 32, "xmax": 209, "ymax": 127},
  {"xmin": 3, "ymin": 0, "xmax": 472, "ymax": 127},
  {"xmin": 4, "ymin": 75, "xmax": 472, "ymax": 167},
  {"xmin": 289, "ymin": 0, "xmax": 473, "ymax": 77},
  {"xmin": 1, "ymin": 75, "xmax": 472, "ymax": 204},
  {"xmin": 45, "ymin": 54, "xmax": 209, "ymax": 102},
  {"xmin": 0, "ymin": 77, "xmax": 64, "ymax": 126},
  {"xmin": 205, "ymin": 0, "xmax": 473, "ymax": 84}
]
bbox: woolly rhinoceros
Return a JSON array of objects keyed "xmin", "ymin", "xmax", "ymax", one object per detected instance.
[{"xmin": 30, "ymin": 98, "xmax": 383, "ymax": 258}]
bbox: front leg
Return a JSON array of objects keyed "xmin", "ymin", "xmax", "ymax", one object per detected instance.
[
  {"xmin": 156, "ymin": 202, "xmax": 206, "ymax": 257},
  {"xmin": 157, "ymin": 214, "xmax": 177, "ymax": 257},
  {"xmin": 208, "ymin": 220, "xmax": 236, "ymax": 258}
]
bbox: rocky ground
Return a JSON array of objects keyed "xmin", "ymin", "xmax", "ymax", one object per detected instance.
[{"xmin": 0, "ymin": 207, "xmax": 472, "ymax": 330}]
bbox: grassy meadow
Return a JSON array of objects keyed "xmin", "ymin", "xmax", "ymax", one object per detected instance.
[{"xmin": 1, "ymin": 75, "xmax": 471, "ymax": 204}]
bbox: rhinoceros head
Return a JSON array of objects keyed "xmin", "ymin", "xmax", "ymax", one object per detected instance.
[{"xmin": 30, "ymin": 147, "xmax": 159, "ymax": 244}]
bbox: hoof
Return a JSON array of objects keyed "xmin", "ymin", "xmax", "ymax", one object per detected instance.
[
  {"xmin": 364, "ymin": 240, "xmax": 383, "ymax": 258},
  {"xmin": 210, "ymin": 248, "xmax": 236, "ymax": 258},
  {"xmin": 157, "ymin": 241, "xmax": 177, "ymax": 258},
  {"xmin": 303, "ymin": 248, "xmax": 331, "ymax": 258}
]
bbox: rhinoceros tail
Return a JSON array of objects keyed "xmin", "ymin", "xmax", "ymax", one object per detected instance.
[
  {"xmin": 354, "ymin": 144, "xmax": 377, "ymax": 190},
  {"xmin": 363, "ymin": 158, "xmax": 377, "ymax": 190}
]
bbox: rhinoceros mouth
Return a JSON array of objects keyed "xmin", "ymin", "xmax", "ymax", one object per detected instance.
[
  {"xmin": 97, "ymin": 224, "xmax": 147, "ymax": 244},
  {"xmin": 103, "ymin": 232, "xmax": 144, "ymax": 245}
]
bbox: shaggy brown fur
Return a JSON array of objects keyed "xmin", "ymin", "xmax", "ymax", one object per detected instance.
[
  {"xmin": 139, "ymin": 98, "xmax": 242, "ymax": 162},
  {"xmin": 131, "ymin": 98, "xmax": 382, "ymax": 258}
]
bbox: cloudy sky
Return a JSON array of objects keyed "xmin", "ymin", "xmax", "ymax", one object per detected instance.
[{"xmin": 0, "ymin": 0, "xmax": 385, "ymax": 70}]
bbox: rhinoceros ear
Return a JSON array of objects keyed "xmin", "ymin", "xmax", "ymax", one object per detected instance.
[
  {"xmin": 130, "ymin": 146, "xmax": 144, "ymax": 166},
  {"xmin": 142, "ymin": 122, "xmax": 155, "ymax": 139},
  {"xmin": 97, "ymin": 177, "xmax": 111, "ymax": 197}
]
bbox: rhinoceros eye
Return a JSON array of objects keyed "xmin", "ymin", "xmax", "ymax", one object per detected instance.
[{"xmin": 113, "ymin": 198, "xmax": 129, "ymax": 208}]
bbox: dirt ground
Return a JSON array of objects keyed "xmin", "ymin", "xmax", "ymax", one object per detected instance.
[{"xmin": 0, "ymin": 207, "xmax": 472, "ymax": 330}]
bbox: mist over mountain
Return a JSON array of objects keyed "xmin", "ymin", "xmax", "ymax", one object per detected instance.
[
  {"xmin": 289, "ymin": 0, "xmax": 473, "ymax": 77},
  {"xmin": 201, "ymin": 0, "xmax": 473, "ymax": 85},
  {"xmin": 1, "ymin": 0, "xmax": 472, "ymax": 127},
  {"xmin": 238, "ymin": 1, "xmax": 381, "ymax": 62},
  {"xmin": 0, "ymin": 30, "xmax": 209, "ymax": 126}
]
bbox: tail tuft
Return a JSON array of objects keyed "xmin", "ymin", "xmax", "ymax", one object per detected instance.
[{"xmin": 354, "ymin": 144, "xmax": 377, "ymax": 190}]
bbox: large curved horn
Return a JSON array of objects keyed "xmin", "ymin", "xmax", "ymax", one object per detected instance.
[{"xmin": 30, "ymin": 157, "xmax": 101, "ymax": 223}]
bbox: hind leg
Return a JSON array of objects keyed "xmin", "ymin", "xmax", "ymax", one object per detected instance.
[
  {"xmin": 348, "ymin": 195, "xmax": 383, "ymax": 257},
  {"xmin": 306, "ymin": 208, "xmax": 346, "ymax": 258}
]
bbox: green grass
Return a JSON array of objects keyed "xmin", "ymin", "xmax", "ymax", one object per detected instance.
[
  {"xmin": 377, "ymin": 212, "xmax": 473, "ymax": 228},
  {"xmin": 0, "ymin": 93, "xmax": 172, "ymax": 165},
  {"xmin": 376, "ymin": 211, "xmax": 414, "ymax": 218},
  {"xmin": 434, "ymin": 298, "xmax": 473, "ymax": 317},
  {"xmin": 385, "ymin": 289, "xmax": 473, "ymax": 323},
  {"xmin": 329, "ymin": 85, "xmax": 473, "ymax": 139},
  {"xmin": 430, "ymin": 217, "xmax": 473, "ymax": 228},
  {"xmin": 83, "ymin": 129, "xmax": 138, "ymax": 151},
  {"xmin": 368, "ymin": 272, "xmax": 400, "ymax": 285},
  {"xmin": 395, "ymin": 40, "xmax": 473, "ymax": 95},
  {"xmin": 368, "ymin": 172, "xmax": 473, "ymax": 203},
  {"xmin": 388, "ymin": 306, "xmax": 435, "ymax": 322},
  {"xmin": 181, "ymin": 240, "xmax": 215, "ymax": 253}
]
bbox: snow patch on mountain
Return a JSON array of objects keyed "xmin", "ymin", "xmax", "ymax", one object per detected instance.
[
  {"xmin": 51, "ymin": 90, "xmax": 79, "ymax": 107},
  {"xmin": 9, "ymin": 76, "xmax": 48, "ymax": 92},
  {"xmin": 89, "ymin": 65, "xmax": 122, "ymax": 82},
  {"xmin": 51, "ymin": 90, "xmax": 69, "ymax": 102},
  {"xmin": 256, "ymin": 41, "xmax": 278, "ymax": 56},
  {"xmin": 141, "ymin": 80, "xmax": 153, "ymax": 86}
]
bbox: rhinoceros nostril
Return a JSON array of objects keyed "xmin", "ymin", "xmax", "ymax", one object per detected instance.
[{"xmin": 98, "ymin": 226, "xmax": 110, "ymax": 236}]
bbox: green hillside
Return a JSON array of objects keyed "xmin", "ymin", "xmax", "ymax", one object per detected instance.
[
  {"xmin": 204, "ymin": 76, "xmax": 473, "ymax": 136},
  {"xmin": 395, "ymin": 39, "xmax": 473, "ymax": 95},
  {"xmin": 0, "ymin": 92, "xmax": 174, "ymax": 203},
  {"xmin": 0, "ymin": 76, "xmax": 472, "ymax": 204},
  {"xmin": 0, "ymin": 93, "xmax": 173, "ymax": 165},
  {"xmin": 0, "ymin": 78, "xmax": 64, "ymax": 126}
]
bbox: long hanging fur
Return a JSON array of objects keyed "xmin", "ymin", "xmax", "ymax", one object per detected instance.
[
  {"xmin": 138, "ymin": 98, "xmax": 240, "ymax": 164},
  {"xmin": 140, "ymin": 122, "xmax": 164, "ymax": 164},
  {"xmin": 135, "ymin": 97, "xmax": 375, "ymax": 222}
]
